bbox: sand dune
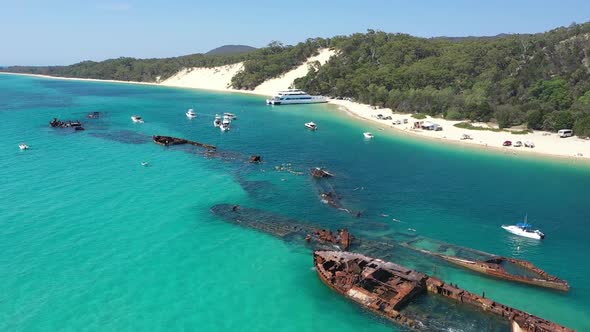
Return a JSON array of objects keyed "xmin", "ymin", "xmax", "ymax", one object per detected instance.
[
  {"xmin": 160, "ymin": 48, "xmax": 335, "ymax": 96},
  {"xmin": 160, "ymin": 62, "xmax": 244, "ymax": 91}
]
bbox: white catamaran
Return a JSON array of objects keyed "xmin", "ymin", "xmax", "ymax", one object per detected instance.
[{"xmin": 266, "ymin": 89, "xmax": 327, "ymax": 105}]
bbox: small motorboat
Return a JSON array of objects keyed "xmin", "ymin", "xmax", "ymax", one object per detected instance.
[
  {"xmin": 220, "ymin": 119, "xmax": 231, "ymax": 131},
  {"xmin": 186, "ymin": 108, "xmax": 197, "ymax": 118},
  {"xmin": 363, "ymin": 132, "xmax": 374, "ymax": 139},
  {"xmin": 141, "ymin": 161, "xmax": 150, "ymax": 167},
  {"xmin": 223, "ymin": 112, "xmax": 237, "ymax": 120},
  {"xmin": 131, "ymin": 115, "xmax": 144, "ymax": 123},
  {"xmin": 19, "ymin": 143, "xmax": 29, "ymax": 150},
  {"xmin": 87, "ymin": 111, "xmax": 100, "ymax": 119},
  {"xmin": 502, "ymin": 215, "xmax": 544, "ymax": 240},
  {"xmin": 213, "ymin": 114, "xmax": 222, "ymax": 127},
  {"xmin": 305, "ymin": 122, "xmax": 318, "ymax": 130}
]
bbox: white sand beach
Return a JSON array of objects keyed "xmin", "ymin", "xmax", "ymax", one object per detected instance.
[
  {"xmin": 328, "ymin": 99, "xmax": 590, "ymax": 160},
  {"xmin": 4, "ymin": 47, "xmax": 589, "ymax": 161}
]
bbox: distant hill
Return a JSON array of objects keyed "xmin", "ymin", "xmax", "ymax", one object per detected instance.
[
  {"xmin": 430, "ymin": 33, "xmax": 517, "ymax": 42},
  {"xmin": 205, "ymin": 45, "xmax": 257, "ymax": 55}
]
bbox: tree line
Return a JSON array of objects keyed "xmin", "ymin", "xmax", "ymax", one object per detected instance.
[{"xmin": 295, "ymin": 24, "xmax": 590, "ymax": 137}]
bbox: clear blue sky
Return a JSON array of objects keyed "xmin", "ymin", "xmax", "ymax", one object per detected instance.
[{"xmin": 2, "ymin": 0, "xmax": 590, "ymax": 65}]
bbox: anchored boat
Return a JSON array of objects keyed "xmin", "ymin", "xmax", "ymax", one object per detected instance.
[
  {"xmin": 131, "ymin": 115, "xmax": 144, "ymax": 123},
  {"xmin": 186, "ymin": 108, "xmax": 197, "ymax": 118},
  {"xmin": 305, "ymin": 122, "xmax": 318, "ymax": 130},
  {"xmin": 213, "ymin": 114, "xmax": 222, "ymax": 127},
  {"xmin": 363, "ymin": 132, "xmax": 374, "ymax": 139},
  {"xmin": 502, "ymin": 215, "xmax": 544, "ymax": 240},
  {"xmin": 220, "ymin": 118, "xmax": 231, "ymax": 131},
  {"xmin": 266, "ymin": 89, "xmax": 327, "ymax": 105},
  {"xmin": 223, "ymin": 112, "xmax": 237, "ymax": 120}
]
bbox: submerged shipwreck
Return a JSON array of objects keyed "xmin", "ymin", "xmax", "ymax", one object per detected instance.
[
  {"xmin": 152, "ymin": 135, "xmax": 216, "ymax": 150},
  {"xmin": 211, "ymin": 204, "xmax": 573, "ymax": 331},
  {"xmin": 315, "ymin": 250, "xmax": 573, "ymax": 332},
  {"xmin": 400, "ymin": 236, "xmax": 570, "ymax": 291},
  {"xmin": 49, "ymin": 118, "xmax": 83, "ymax": 128},
  {"xmin": 210, "ymin": 204, "xmax": 354, "ymax": 250}
]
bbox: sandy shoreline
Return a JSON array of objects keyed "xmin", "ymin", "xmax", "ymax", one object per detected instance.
[
  {"xmin": 327, "ymin": 99, "xmax": 590, "ymax": 162},
  {"xmin": 3, "ymin": 60, "xmax": 589, "ymax": 162}
]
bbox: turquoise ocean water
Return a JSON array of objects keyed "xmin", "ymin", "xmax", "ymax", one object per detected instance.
[{"xmin": 1, "ymin": 73, "xmax": 589, "ymax": 331}]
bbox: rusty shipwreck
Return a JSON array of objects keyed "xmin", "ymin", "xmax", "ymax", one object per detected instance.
[
  {"xmin": 211, "ymin": 204, "xmax": 573, "ymax": 331},
  {"xmin": 315, "ymin": 250, "xmax": 573, "ymax": 332},
  {"xmin": 400, "ymin": 236, "xmax": 569, "ymax": 291}
]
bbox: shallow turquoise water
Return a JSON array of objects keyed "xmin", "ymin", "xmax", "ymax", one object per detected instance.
[{"xmin": 1, "ymin": 73, "xmax": 589, "ymax": 331}]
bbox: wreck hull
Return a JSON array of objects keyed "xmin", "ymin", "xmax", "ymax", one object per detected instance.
[
  {"xmin": 314, "ymin": 251, "xmax": 574, "ymax": 332},
  {"xmin": 440, "ymin": 255, "xmax": 570, "ymax": 292},
  {"xmin": 314, "ymin": 251, "xmax": 424, "ymax": 330},
  {"xmin": 400, "ymin": 237, "xmax": 569, "ymax": 292}
]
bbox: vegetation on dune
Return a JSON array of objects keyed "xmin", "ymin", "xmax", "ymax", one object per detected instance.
[
  {"xmin": 230, "ymin": 39, "xmax": 328, "ymax": 89},
  {"xmin": 3, "ymin": 53, "xmax": 248, "ymax": 83},
  {"xmin": 453, "ymin": 122, "xmax": 504, "ymax": 132},
  {"xmin": 295, "ymin": 24, "xmax": 590, "ymax": 136},
  {"xmin": 411, "ymin": 113, "xmax": 427, "ymax": 119}
]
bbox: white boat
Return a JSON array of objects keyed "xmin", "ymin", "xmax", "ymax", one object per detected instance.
[
  {"xmin": 19, "ymin": 143, "xmax": 29, "ymax": 150},
  {"xmin": 305, "ymin": 122, "xmax": 318, "ymax": 130},
  {"xmin": 266, "ymin": 89, "xmax": 327, "ymax": 105},
  {"xmin": 220, "ymin": 119, "xmax": 231, "ymax": 131},
  {"xmin": 363, "ymin": 132, "xmax": 374, "ymax": 139},
  {"xmin": 131, "ymin": 115, "xmax": 144, "ymax": 123},
  {"xmin": 502, "ymin": 215, "xmax": 545, "ymax": 240},
  {"xmin": 213, "ymin": 114, "xmax": 222, "ymax": 127},
  {"xmin": 223, "ymin": 112, "xmax": 237, "ymax": 120},
  {"xmin": 186, "ymin": 109, "xmax": 197, "ymax": 118}
]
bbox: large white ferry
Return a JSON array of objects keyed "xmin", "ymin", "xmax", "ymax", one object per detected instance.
[{"xmin": 266, "ymin": 89, "xmax": 327, "ymax": 105}]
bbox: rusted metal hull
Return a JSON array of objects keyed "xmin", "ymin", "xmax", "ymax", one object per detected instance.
[
  {"xmin": 315, "ymin": 251, "xmax": 425, "ymax": 330},
  {"xmin": 400, "ymin": 237, "xmax": 569, "ymax": 291},
  {"xmin": 210, "ymin": 204, "xmax": 353, "ymax": 250},
  {"xmin": 315, "ymin": 250, "xmax": 574, "ymax": 332}
]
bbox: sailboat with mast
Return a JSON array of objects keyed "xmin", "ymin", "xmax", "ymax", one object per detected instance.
[{"xmin": 501, "ymin": 214, "xmax": 545, "ymax": 240}]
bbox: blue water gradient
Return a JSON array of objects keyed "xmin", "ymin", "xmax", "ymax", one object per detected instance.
[{"xmin": 1, "ymin": 74, "xmax": 589, "ymax": 331}]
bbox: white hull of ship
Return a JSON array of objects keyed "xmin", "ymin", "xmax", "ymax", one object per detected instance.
[{"xmin": 266, "ymin": 98, "xmax": 328, "ymax": 105}]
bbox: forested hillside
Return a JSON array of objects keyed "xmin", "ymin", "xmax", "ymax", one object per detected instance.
[
  {"xmin": 2, "ymin": 39, "xmax": 327, "ymax": 88},
  {"xmin": 3, "ymin": 23, "xmax": 590, "ymax": 136},
  {"xmin": 295, "ymin": 24, "xmax": 590, "ymax": 136}
]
